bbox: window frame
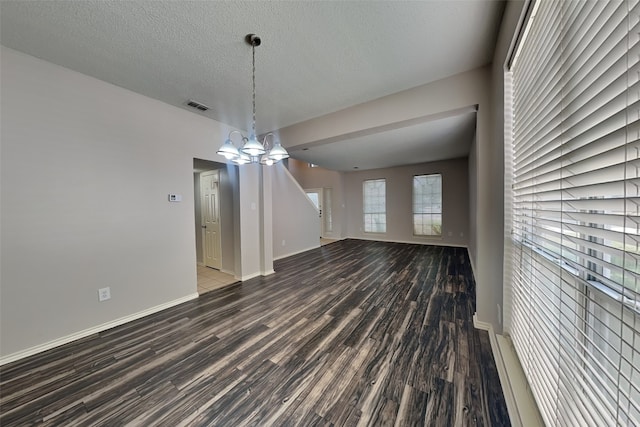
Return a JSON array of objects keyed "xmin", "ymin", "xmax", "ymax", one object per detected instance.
[
  {"xmin": 505, "ymin": 1, "xmax": 640, "ymax": 425},
  {"xmin": 362, "ymin": 178, "xmax": 386, "ymax": 234},
  {"xmin": 412, "ymin": 173, "xmax": 443, "ymax": 237}
]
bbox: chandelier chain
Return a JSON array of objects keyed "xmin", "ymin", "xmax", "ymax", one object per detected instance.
[
  {"xmin": 216, "ymin": 34, "xmax": 289, "ymax": 165},
  {"xmin": 252, "ymin": 42, "xmax": 256, "ymax": 138}
]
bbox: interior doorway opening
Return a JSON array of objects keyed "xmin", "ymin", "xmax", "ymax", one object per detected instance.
[
  {"xmin": 304, "ymin": 187, "xmax": 333, "ymax": 239},
  {"xmin": 193, "ymin": 158, "xmax": 237, "ymax": 294},
  {"xmin": 201, "ymin": 170, "xmax": 221, "ymax": 269}
]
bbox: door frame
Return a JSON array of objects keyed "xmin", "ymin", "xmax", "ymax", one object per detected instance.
[
  {"xmin": 305, "ymin": 188, "xmax": 324, "ymax": 238},
  {"xmin": 201, "ymin": 170, "xmax": 222, "ymax": 269}
]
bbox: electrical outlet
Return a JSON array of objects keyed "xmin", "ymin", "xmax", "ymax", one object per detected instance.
[{"xmin": 98, "ymin": 287, "xmax": 111, "ymax": 302}]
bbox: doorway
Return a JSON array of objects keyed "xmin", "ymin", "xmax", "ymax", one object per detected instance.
[
  {"xmin": 193, "ymin": 159, "xmax": 237, "ymax": 294},
  {"xmin": 305, "ymin": 188, "xmax": 332, "ymax": 238},
  {"xmin": 305, "ymin": 188, "xmax": 322, "ymax": 238}
]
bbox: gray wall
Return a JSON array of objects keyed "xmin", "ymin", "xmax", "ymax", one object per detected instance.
[
  {"xmin": 272, "ymin": 164, "xmax": 321, "ymax": 259},
  {"xmin": 343, "ymin": 158, "xmax": 469, "ymax": 246},
  {"xmin": 0, "ymin": 46, "xmax": 248, "ymax": 359},
  {"xmin": 277, "ymin": 66, "xmax": 500, "ymax": 329},
  {"xmin": 194, "ymin": 172, "xmax": 203, "ymax": 263},
  {"xmin": 468, "ymin": 133, "xmax": 478, "ymax": 267},
  {"xmin": 1, "ymin": 3, "xmax": 527, "ymax": 359},
  {"xmin": 491, "ymin": 0, "xmax": 527, "ymax": 332},
  {"xmin": 288, "ymin": 159, "xmax": 346, "ymax": 240},
  {"xmin": 219, "ymin": 165, "xmax": 238, "ymax": 275}
]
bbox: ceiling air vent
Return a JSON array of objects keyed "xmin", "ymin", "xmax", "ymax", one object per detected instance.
[{"xmin": 185, "ymin": 99, "xmax": 210, "ymax": 112}]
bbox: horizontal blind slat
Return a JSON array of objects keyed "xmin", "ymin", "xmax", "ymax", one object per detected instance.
[{"xmin": 508, "ymin": 1, "xmax": 639, "ymax": 425}]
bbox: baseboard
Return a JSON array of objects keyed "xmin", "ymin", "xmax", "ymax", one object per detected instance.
[
  {"xmin": 274, "ymin": 244, "xmax": 321, "ymax": 261},
  {"xmin": 0, "ymin": 293, "xmax": 199, "ymax": 366},
  {"xmin": 238, "ymin": 271, "xmax": 263, "ymax": 281},
  {"xmin": 473, "ymin": 314, "xmax": 543, "ymax": 427},
  {"xmin": 472, "ymin": 314, "xmax": 492, "ymax": 331},
  {"xmin": 347, "ymin": 236, "xmax": 468, "ymax": 248}
]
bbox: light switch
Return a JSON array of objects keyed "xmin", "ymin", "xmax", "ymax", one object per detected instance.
[{"xmin": 168, "ymin": 194, "xmax": 182, "ymax": 202}]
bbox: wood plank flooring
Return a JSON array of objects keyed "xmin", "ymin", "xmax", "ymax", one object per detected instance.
[{"xmin": 0, "ymin": 239, "xmax": 510, "ymax": 426}]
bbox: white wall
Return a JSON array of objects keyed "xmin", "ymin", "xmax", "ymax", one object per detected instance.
[
  {"xmin": 0, "ymin": 47, "xmax": 257, "ymax": 360},
  {"xmin": 260, "ymin": 165, "xmax": 274, "ymax": 275},
  {"xmin": 272, "ymin": 164, "xmax": 320, "ymax": 259},
  {"xmin": 277, "ymin": 67, "xmax": 501, "ymax": 329},
  {"xmin": 235, "ymin": 164, "xmax": 263, "ymax": 280}
]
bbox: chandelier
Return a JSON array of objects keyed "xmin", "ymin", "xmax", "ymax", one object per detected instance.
[{"xmin": 217, "ymin": 34, "xmax": 289, "ymax": 166}]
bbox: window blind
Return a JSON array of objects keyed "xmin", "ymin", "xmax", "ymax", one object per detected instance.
[
  {"xmin": 363, "ymin": 179, "xmax": 386, "ymax": 233},
  {"xmin": 508, "ymin": 1, "xmax": 640, "ymax": 425},
  {"xmin": 413, "ymin": 174, "xmax": 442, "ymax": 236}
]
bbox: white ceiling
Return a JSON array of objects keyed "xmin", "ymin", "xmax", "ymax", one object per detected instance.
[
  {"xmin": 0, "ymin": 0, "xmax": 504, "ymax": 171},
  {"xmin": 291, "ymin": 109, "xmax": 478, "ymax": 172}
]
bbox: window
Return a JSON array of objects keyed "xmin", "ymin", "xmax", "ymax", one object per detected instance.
[
  {"xmin": 413, "ymin": 174, "xmax": 442, "ymax": 236},
  {"xmin": 363, "ymin": 179, "xmax": 386, "ymax": 233},
  {"xmin": 506, "ymin": 1, "xmax": 639, "ymax": 425},
  {"xmin": 324, "ymin": 188, "xmax": 333, "ymax": 233}
]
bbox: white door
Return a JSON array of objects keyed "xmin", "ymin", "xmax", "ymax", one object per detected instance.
[
  {"xmin": 201, "ymin": 171, "xmax": 222, "ymax": 269},
  {"xmin": 305, "ymin": 188, "xmax": 323, "ymax": 238}
]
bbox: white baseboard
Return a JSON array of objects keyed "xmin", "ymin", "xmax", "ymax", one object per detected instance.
[
  {"xmin": 235, "ymin": 270, "xmax": 275, "ymax": 281},
  {"xmin": 472, "ymin": 314, "xmax": 492, "ymax": 331},
  {"xmin": 473, "ymin": 314, "xmax": 543, "ymax": 427},
  {"xmin": 274, "ymin": 244, "xmax": 321, "ymax": 261},
  {"xmin": 238, "ymin": 271, "xmax": 263, "ymax": 281},
  {"xmin": 347, "ymin": 236, "xmax": 468, "ymax": 248},
  {"xmin": 0, "ymin": 293, "xmax": 199, "ymax": 366}
]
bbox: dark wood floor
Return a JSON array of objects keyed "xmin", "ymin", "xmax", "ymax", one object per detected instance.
[{"xmin": 0, "ymin": 239, "xmax": 510, "ymax": 426}]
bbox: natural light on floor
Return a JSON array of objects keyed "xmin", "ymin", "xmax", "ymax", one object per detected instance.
[{"xmin": 197, "ymin": 265, "xmax": 237, "ymax": 294}]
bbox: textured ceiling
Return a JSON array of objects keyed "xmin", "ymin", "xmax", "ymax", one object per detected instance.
[{"xmin": 0, "ymin": 0, "xmax": 504, "ymax": 170}]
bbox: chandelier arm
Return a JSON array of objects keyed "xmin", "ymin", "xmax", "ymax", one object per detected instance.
[
  {"xmin": 261, "ymin": 132, "xmax": 275, "ymax": 150},
  {"xmin": 228, "ymin": 130, "xmax": 243, "ymax": 143}
]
